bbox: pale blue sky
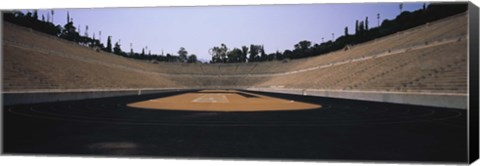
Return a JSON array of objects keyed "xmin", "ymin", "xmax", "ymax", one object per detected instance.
[{"xmin": 34, "ymin": 3, "xmax": 424, "ymax": 61}]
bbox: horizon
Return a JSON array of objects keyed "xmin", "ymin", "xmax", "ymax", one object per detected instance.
[{"xmin": 25, "ymin": 3, "xmax": 425, "ymax": 62}]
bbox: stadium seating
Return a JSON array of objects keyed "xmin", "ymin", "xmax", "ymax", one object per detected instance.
[{"xmin": 2, "ymin": 13, "xmax": 468, "ymax": 94}]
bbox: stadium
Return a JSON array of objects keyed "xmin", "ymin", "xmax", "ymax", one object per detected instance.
[{"xmin": 2, "ymin": 2, "xmax": 479, "ymax": 164}]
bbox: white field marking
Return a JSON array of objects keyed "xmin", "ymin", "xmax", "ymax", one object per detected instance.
[{"xmin": 192, "ymin": 94, "xmax": 230, "ymax": 103}]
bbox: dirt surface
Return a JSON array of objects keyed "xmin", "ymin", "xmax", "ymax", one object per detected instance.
[{"xmin": 128, "ymin": 90, "xmax": 321, "ymax": 111}]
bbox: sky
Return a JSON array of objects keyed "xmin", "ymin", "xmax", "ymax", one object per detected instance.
[{"xmin": 33, "ymin": 3, "xmax": 424, "ymax": 62}]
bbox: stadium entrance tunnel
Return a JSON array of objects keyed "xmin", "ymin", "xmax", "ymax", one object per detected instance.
[{"xmin": 127, "ymin": 90, "xmax": 321, "ymax": 112}]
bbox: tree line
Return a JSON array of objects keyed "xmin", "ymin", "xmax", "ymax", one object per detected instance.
[
  {"xmin": 208, "ymin": 3, "xmax": 467, "ymax": 63},
  {"xmin": 3, "ymin": 3, "xmax": 467, "ymax": 64},
  {"xmin": 4, "ymin": 10, "xmax": 198, "ymax": 63}
]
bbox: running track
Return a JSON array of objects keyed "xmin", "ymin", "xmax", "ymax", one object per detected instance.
[{"xmin": 3, "ymin": 90, "xmax": 467, "ymax": 163}]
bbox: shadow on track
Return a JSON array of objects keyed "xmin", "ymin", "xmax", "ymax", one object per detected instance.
[{"xmin": 3, "ymin": 90, "xmax": 467, "ymax": 163}]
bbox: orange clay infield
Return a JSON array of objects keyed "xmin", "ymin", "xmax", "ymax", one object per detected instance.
[{"xmin": 127, "ymin": 90, "xmax": 322, "ymax": 112}]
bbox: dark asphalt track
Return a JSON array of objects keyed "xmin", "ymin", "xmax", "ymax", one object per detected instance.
[{"xmin": 3, "ymin": 90, "xmax": 467, "ymax": 163}]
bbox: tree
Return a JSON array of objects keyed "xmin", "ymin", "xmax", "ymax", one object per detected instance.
[
  {"xmin": 228, "ymin": 48, "xmax": 242, "ymax": 63},
  {"xmin": 60, "ymin": 18, "xmax": 79, "ymax": 42},
  {"xmin": 25, "ymin": 11, "xmax": 32, "ymax": 20},
  {"xmin": 293, "ymin": 40, "xmax": 312, "ymax": 58},
  {"xmin": 210, "ymin": 44, "xmax": 228, "ymax": 63},
  {"xmin": 365, "ymin": 17, "xmax": 369, "ymax": 30},
  {"xmin": 187, "ymin": 54, "xmax": 197, "ymax": 63},
  {"xmin": 344, "ymin": 26, "xmax": 349, "ymax": 36},
  {"xmin": 219, "ymin": 44, "xmax": 228, "ymax": 62},
  {"xmin": 106, "ymin": 36, "xmax": 112, "ymax": 52},
  {"xmin": 240, "ymin": 46, "xmax": 249, "ymax": 63},
  {"xmin": 275, "ymin": 50, "xmax": 285, "ymax": 60},
  {"xmin": 210, "ymin": 47, "xmax": 221, "ymax": 63},
  {"xmin": 355, "ymin": 20, "xmax": 359, "ymax": 34},
  {"xmin": 294, "ymin": 40, "xmax": 311, "ymax": 50},
  {"xmin": 166, "ymin": 53, "xmax": 171, "ymax": 61},
  {"xmin": 283, "ymin": 49, "xmax": 293, "ymax": 59},
  {"xmin": 51, "ymin": 10, "xmax": 54, "ymax": 23},
  {"xmin": 33, "ymin": 10, "xmax": 38, "ymax": 20},
  {"xmin": 178, "ymin": 47, "xmax": 188, "ymax": 62},
  {"xmin": 359, "ymin": 21, "xmax": 365, "ymax": 33},
  {"xmin": 248, "ymin": 44, "xmax": 261, "ymax": 62},
  {"xmin": 113, "ymin": 41, "xmax": 122, "ymax": 55},
  {"xmin": 260, "ymin": 45, "xmax": 266, "ymax": 61},
  {"xmin": 292, "ymin": 41, "xmax": 308, "ymax": 58}
]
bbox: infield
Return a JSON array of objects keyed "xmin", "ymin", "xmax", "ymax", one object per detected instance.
[{"xmin": 127, "ymin": 90, "xmax": 322, "ymax": 112}]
